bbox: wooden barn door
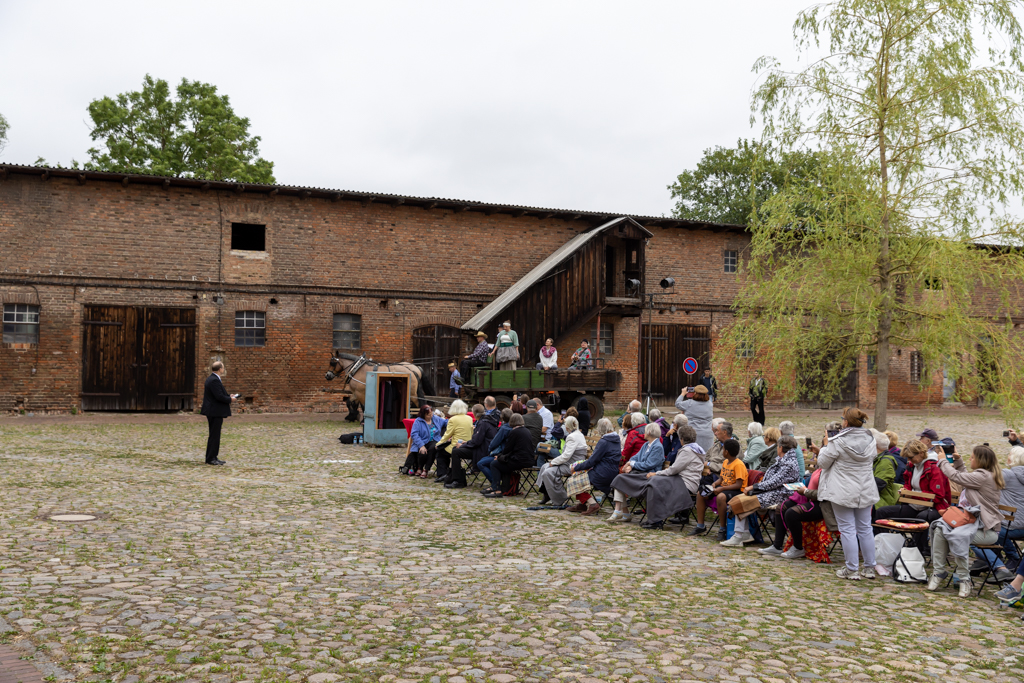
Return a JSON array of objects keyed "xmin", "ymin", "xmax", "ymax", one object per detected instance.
[
  {"xmin": 138, "ymin": 308, "xmax": 197, "ymax": 411},
  {"xmin": 81, "ymin": 306, "xmax": 138, "ymax": 410},
  {"xmin": 81, "ymin": 305, "xmax": 196, "ymax": 411},
  {"xmin": 412, "ymin": 325, "xmax": 462, "ymax": 395},
  {"xmin": 640, "ymin": 324, "xmax": 711, "ymax": 403}
]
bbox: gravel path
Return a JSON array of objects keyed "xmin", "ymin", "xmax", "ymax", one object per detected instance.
[{"xmin": 0, "ymin": 410, "xmax": 1022, "ymax": 683}]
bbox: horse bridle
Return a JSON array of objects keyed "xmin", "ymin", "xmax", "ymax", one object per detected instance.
[{"xmin": 327, "ymin": 354, "xmax": 369, "ymax": 388}]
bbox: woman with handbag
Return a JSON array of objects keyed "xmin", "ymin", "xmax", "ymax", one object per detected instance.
[
  {"xmin": 566, "ymin": 418, "xmax": 622, "ymax": 514},
  {"xmin": 537, "ymin": 416, "xmax": 587, "ymax": 506},
  {"xmin": 928, "ymin": 444, "xmax": 1005, "ymax": 597},
  {"xmin": 816, "ymin": 407, "xmax": 880, "ymax": 580},
  {"xmin": 722, "ymin": 434, "xmax": 803, "ymax": 547}
]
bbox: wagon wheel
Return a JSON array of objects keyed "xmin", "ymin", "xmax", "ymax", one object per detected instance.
[
  {"xmin": 492, "ymin": 395, "xmax": 514, "ymax": 413},
  {"xmin": 580, "ymin": 394, "xmax": 604, "ymax": 423}
]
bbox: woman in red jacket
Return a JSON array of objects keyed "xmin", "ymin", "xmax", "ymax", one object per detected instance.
[
  {"xmin": 620, "ymin": 413, "xmax": 648, "ymax": 470},
  {"xmin": 873, "ymin": 439, "xmax": 951, "ymax": 557}
]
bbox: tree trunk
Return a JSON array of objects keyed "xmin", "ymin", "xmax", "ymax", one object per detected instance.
[
  {"xmin": 874, "ymin": 313, "xmax": 891, "ymax": 431},
  {"xmin": 873, "ymin": 17, "xmax": 893, "ymax": 431}
]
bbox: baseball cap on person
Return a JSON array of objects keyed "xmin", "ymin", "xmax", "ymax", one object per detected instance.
[{"xmin": 917, "ymin": 428, "xmax": 939, "ymax": 440}]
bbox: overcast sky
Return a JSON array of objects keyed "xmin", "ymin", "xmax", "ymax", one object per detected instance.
[{"xmin": 0, "ymin": 1, "xmax": 812, "ymax": 217}]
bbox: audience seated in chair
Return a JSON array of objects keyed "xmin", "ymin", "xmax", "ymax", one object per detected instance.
[
  {"xmin": 445, "ymin": 398, "xmax": 500, "ymax": 489},
  {"xmin": 638, "ymin": 425, "xmax": 704, "ymax": 530},
  {"xmin": 405, "ymin": 405, "xmax": 447, "ymax": 479},
  {"xmin": 566, "ymin": 418, "xmax": 622, "ymax": 515},
  {"xmin": 607, "ymin": 422, "xmax": 667, "ymax": 523},
  {"xmin": 434, "ymin": 400, "xmax": 474, "ymax": 483},
  {"xmin": 484, "ymin": 413, "xmax": 535, "ymax": 498},
  {"xmin": 538, "ymin": 416, "xmax": 587, "ymax": 506},
  {"xmin": 689, "ymin": 440, "xmax": 747, "ymax": 540},
  {"xmin": 722, "ymin": 434, "xmax": 802, "ymax": 547}
]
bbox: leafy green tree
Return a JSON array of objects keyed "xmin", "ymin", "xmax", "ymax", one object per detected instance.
[
  {"xmin": 668, "ymin": 139, "xmax": 821, "ymax": 225},
  {"xmin": 715, "ymin": 0, "xmax": 1024, "ymax": 429},
  {"xmin": 0, "ymin": 112, "xmax": 8, "ymax": 157},
  {"xmin": 85, "ymin": 75, "xmax": 274, "ymax": 183}
]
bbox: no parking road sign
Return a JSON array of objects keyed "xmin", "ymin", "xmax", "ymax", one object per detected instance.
[{"xmin": 683, "ymin": 357, "xmax": 698, "ymax": 375}]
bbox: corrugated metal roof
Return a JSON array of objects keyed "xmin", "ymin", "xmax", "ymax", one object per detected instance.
[
  {"xmin": 0, "ymin": 163, "xmax": 747, "ymax": 232},
  {"xmin": 461, "ymin": 216, "xmax": 650, "ymax": 332}
]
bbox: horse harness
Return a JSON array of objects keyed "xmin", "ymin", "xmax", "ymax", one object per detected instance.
[{"xmin": 336, "ymin": 354, "xmax": 418, "ymax": 390}]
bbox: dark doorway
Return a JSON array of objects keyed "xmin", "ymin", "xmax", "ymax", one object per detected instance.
[
  {"xmin": 81, "ymin": 306, "xmax": 196, "ymax": 411},
  {"xmin": 412, "ymin": 325, "xmax": 462, "ymax": 395},
  {"xmin": 640, "ymin": 324, "xmax": 711, "ymax": 402}
]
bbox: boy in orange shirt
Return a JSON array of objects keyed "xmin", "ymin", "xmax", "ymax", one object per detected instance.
[{"xmin": 691, "ymin": 440, "xmax": 748, "ymax": 541}]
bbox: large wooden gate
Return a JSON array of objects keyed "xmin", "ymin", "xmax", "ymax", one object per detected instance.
[
  {"xmin": 81, "ymin": 306, "xmax": 196, "ymax": 411},
  {"xmin": 640, "ymin": 324, "xmax": 712, "ymax": 403},
  {"xmin": 412, "ymin": 325, "xmax": 462, "ymax": 394}
]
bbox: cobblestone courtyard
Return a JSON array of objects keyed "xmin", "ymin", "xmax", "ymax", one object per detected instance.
[{"xmin": 2, "ymin": 409, "xmax": 1024, "ymax": 683}]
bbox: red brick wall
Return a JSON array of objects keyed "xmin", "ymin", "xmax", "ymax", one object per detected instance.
[{"xmin": 0, "ymin": 174, "xmax": 646, "ymax": 412}]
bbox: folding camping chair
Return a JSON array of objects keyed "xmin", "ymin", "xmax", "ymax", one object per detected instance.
[
  {"xmin": 871, "ymin": 490, "xmax": 936, "ymax": 553},
  {"xmin": 519, "ymin": 467, "xmax": 541, "ymax": 498},
  {"xmin": 946, "ymin": 505, "xmax": 1018, "ymax": 597}
]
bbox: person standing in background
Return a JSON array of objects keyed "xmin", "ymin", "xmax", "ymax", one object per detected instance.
[
  {"xmin": 749, "ymin": 370, "xmax": 768, "ymax": 425},
  {"xmin": 447, "ymin": 362, "xmax": 461, "ymax": 398},
  {"xmin": 699, "ymin": 368, "xmax": 719, "ymax": 401},
  {"xmin": 201, "ymin": 361, "xmax": 235, "ymax": 466}
]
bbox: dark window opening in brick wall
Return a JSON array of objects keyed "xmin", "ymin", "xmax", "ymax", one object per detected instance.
[
  {"xmin": 724, "ymin": 250, "xmax": 738, "ymax": 273},
  {"xmin": 3, "ymin": 304, "xmax": 39, "ymax": 344},
  {"xmin": 333, "ymin": 314, "xmax": 361, "ymax": 351},
  {"xmin": 867, "ymin": 354, "xmax": 877, "ymax": 375},
  {"xmin": 737, "ymin": 341, "xmax": 754, "ymax": 359},
  {"xmin": 910, "ymin": 350, "xmax": 923, "ymax": 384},
  {"xmin": 231, "ymin": 223, "xmax": 266, "ymax": 251},
  {"xmin": 590, "ymin": 322, "xmax": 614, "ymax": 355},
  {"xmin": 235, "ymin": 311, "xmax": 266, "ymax": 347}
]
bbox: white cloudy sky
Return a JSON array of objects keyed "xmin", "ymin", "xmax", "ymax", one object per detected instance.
[{"xmin": 0, "ymin": 1, "xmax": 812, "ymax": 216}]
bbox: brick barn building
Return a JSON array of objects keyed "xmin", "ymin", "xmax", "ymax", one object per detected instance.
[{"xmin": 0, "ymin": 164, "xmax": 973, "ymax": 414}]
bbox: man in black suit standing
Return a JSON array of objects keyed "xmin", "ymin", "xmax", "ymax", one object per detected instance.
[{"xmin": 201, "ymin": 361, "xmax": 235, "ymax": 465}]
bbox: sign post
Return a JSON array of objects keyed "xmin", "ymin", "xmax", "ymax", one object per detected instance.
[{"xmin": 683, "ymin": 357, "xmax": 698, "ymax": 388}]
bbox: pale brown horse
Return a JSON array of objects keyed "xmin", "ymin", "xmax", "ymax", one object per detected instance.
[{"xmin": 325, "ymin": 353, "xmax": 435, "ymax": 411}]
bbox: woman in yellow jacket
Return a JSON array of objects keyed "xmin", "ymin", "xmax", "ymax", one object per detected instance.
[{"xmin": 434, "ymin": 399, "xmax": 475, "ymax": 483}]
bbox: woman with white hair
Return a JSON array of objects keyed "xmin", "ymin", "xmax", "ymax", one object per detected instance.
[
  {"xmin": 743, "ymin": 422, "xmax": 771, "ymax": 471},
  {"xmin": 538, "ymin": 416, "xmax": 588, "ymax": 506},
  {"xmin": 870, "ymin": 429, "xmax": 901, "ymax": 509},
  {"xmin": 434, "ymin": 400, "xmax": 474, "ymax": 483},
  {"xmin": 980, "ymin": 446, "xmax": 1024, "ymax": 587},
  {"xmin": 568, "ymin": 418, "xmax": 622, "ymax": 514},
  {"xmin": 607, "ymin": 422, "xmax": 666, "ymax": 523},
  {"xmin": 779, "ymin": 420, "xmax": 806, "ymax": 475},
  {"xmin": 665, "ymin": 413, "xmax": 690, "ymax": 463}
]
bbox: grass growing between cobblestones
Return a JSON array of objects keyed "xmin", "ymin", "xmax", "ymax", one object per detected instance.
[{"xmin": 0, "ymin": 412, "xmax": 1022, "ymax": 683}]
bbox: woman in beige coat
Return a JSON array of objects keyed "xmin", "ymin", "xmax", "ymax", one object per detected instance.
[{"xmin": 928, "ymin": 444, "xmax": 1005, "ymax": 597}]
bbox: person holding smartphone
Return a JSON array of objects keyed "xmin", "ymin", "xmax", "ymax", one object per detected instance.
[{"xmin": 200, "ymin": 361, "xmax": 236, "ymax": 466}]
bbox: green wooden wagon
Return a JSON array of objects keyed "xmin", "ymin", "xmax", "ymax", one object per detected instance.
[{"xmin": 463, "ymin": 367, "xmax": 620, "ymax": 421}]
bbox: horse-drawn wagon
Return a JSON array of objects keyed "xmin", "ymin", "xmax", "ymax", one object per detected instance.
[{"xmin": 459, "ymin": 366, "xmax": 620, "ymax": 421}]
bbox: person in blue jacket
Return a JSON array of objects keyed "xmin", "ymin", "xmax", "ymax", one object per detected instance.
[
  {"xmin": 404, "ymin": 404, "xmax": 447, "ymax": 478},
  {"xmin": 567, "ymin": 418, "xmax": 622, "ymax": 514}
]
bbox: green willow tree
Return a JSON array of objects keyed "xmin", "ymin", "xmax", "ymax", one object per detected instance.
[
  {"xmin": 85, "ymin": 75, "xmax": 274, "ymax": 183},
  {"xmin": 716, "ymin": 0, "xmax": 1024, "ymax": 429}
]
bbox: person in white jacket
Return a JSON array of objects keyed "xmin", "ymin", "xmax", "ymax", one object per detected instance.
[
  {"xmin": 816, "ymin": 407, "xmax": 880, "ymax": 580},
  {"xmin": 537, "ymin": 338, "xmax": 558, "ymax": 370},
  {"xmin": 539, "ymin": 416, "xmax": 587, "ymax": 506}
]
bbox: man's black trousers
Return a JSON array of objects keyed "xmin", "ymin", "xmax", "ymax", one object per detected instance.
[{"xmin": 206, "ymin": 416, "xmax": 223, "ymax": 463}]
